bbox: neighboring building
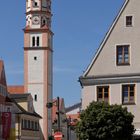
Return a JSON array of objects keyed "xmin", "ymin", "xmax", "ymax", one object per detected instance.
[
  {"xmin": 23, "ymin": 0, "xmax": 53, "ymax": 139},
  {"xmin": 0, "ymin": 60, "xmax": 41, "ymax": 140},
  {"xmin": 66, "ymin": 102, "xmax": 81, "ymax": 116},
  {"xmin": 9, "ymin": 93, "xmax": 42, "ymax": 140},
  {"xmin": 66, "ymin": 102, "xmax": 81, "ymax": 140},
  {"xmin": 79, "ymin": 0, "xmax": 140, "ymax": 136},
  {"xmin": 52, "ymin": 98, "xmax": 67, "ymax": 140},
  {"xmin": 0, "ymin": 60, "xmax": 15, "ymax": 139},
  {"xmin": 0, "ymin": 60, "xmax": 8, "ymax": 97},
  {"xmin": 66, "ymin": 102, "xmax": 81, "ymax": 126}
]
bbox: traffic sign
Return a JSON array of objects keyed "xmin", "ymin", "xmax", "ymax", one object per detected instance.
[{"xmin": 54, "ymin": 131, "xmax": 63, "ymax": 140}]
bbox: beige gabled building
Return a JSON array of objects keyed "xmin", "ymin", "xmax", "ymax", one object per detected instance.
[
  {"xmin": 9, "ymin": 93, "xmax": 42, "ymax": 140},
  {"xmin": 79, "ymin": 0, "xmax": 140, "ymax": 136}
]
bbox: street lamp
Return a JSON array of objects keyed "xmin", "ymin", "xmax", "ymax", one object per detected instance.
[{"xmin": 46, "ymin": 97, "xmax": 61, "ymax": 132}]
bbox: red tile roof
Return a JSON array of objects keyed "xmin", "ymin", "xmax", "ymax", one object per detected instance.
[
  {"xmin": 8, "ymin": 85, "xmax": 24, "ymax": 94},
  {"xmin": 66, "ymin": 113, "xmax": 80, "ymax": 126}
]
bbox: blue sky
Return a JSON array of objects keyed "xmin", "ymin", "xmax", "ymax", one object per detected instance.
[{"xmin": 0, "ymin": 0, "xmax": 124, "ymax": 106}]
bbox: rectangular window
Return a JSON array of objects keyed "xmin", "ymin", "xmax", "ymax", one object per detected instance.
[
  {"xmin": 31, "ymin": 34, "xmax": 41, "ymax": 47},
  {"xmin": 35, "ymin": 2, "xmax": 38, "ymax": 6},
  {"xmin": 117, "ymin": 45, "xmax": 130, "ymax": 65},
  {"xmin": 37, "ymin": 36, "xmax": 40, "ymax": 46},
  {"xmin": 34, "ymin": 94, "xmax": 37, "ymax": 101},
  {"xmin": 24, "ymin": 120, "xmax": 27, "ymax": 129},
  {"xmin": 28, "ymin": 120, "xmax": 30, "ymax": 129},
  {"xmin": 122, "ymin": 85, "xmax": 135, "ymax": 104},
  {"xmin": 97, "ymin": 86, "xmax": 109, "ymax": 103},
  {"xmin": 126, "ymin": 16, "xmax": 133, "ymax": 27},
  {"xmin": 32, "ymin": 37, "xmax": 35, "ymax": 47},
  {"xmin": 34, "ymin": 56, "xmax": 37, "ymax": 60},
  {"xmin": 22, "ymin": 119, "xmax": 24, "ymax": 129},
  {"xmin": 31, "ymin": 121, "xmax": 34, "ymax": 130},
  {"xmin": 32, "ymin": 36, "xmax": 40, "ymax": 47},
  {"xmin": 35, "ymin": 122, "xmax": 37, "ymax": 131}
]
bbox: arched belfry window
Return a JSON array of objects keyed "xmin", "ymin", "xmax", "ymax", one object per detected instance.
[
  {"xmin": 30, "ymin": 34, "xmax": 42, "ymax": 47},
  {"xmin": 32, "ymin": 36, "xmax": 35, "ymax": 47},
  {"xmin": 33, "ymin": 0, "xmax": 39, "ymax": 7},
  {"xmin": 32, "ymin": 36, "xmax": 40, "ymax": 47}
]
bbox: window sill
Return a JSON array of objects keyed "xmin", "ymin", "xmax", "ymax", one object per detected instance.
[
  {"xmin": 117, "ymin": 63, "xmax": 130, "ymax": 66},
  {"xmin": 126, "ymin": 25, "xmax": 133, "ymax": 27},
  {"xmin": 33, "ymin": 6, "xmax": 39, "ymax": 8},
  {"xmin": 122, "ymin": 102, "xmax": 135, "ymax": 105}
]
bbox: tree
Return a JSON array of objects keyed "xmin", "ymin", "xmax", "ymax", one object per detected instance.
[{"xmin": 76, "ymin": 101, "xmax": 135, "ymax": 140}]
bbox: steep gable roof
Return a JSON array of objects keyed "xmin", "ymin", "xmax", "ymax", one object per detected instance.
[
  {"xmin": 0, "ymin": 60, "xmax": 7, "ymax": 87},
  {"xmin": 83, "ymin": 0, "xmax": 129, "ymax": 77},
  {"xmin": 10, "ymin": 97, "xmax": 42, "ymax": 118}
]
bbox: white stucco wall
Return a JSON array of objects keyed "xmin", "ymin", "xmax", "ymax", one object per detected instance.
[
  {"xmin": 28, "ymin": 50, "xmax": 44, "ymax": 83},
  {"xmin": 28, "ymin": 84, "xmax": 44, "ymax": 128},
  {"xmin": 27, "ymin": 50, "xmax": 44, "ymax": 131},
  {"xmin": 82, "ymin": 86, "xmax": 96, "ymax": 110},
  {"xmin": 82, "ymin": 82, "xmax": 140, "ymax": 127}
]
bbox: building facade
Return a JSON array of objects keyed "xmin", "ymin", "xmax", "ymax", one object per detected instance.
[
  {"xmin": 66, "ymin": 103, "xmax": 81, "ymax": 140},
  {"xmin": 80, "ymin": 0, "xmax": 140, "ymax": 136},
  {"xmin": 0, "ymin": 60, "xmax": 42, "ymax": 140},
  {"xmin": 23, "ymin": 0, "xmax": 53, "ymax": 140},
  {"xmin": 52, "ymin": 98, "xmax": 67, "ymax": 140},
  {"xmin": 9, "ymin": 93, "xmax": 42, "ymax": 140}
]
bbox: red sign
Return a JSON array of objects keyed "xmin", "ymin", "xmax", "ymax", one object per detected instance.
[
  {"xmin": 54, "ymin": 131, "xmax": 63, "ymax": 140},
  {"xmin": 2, "ymin": 112, "xmax": 11, "ymax": 139}
]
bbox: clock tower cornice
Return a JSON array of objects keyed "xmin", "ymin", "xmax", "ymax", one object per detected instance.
[
  {"xmin": 23, "ymin": 26, "xmax": 54, "ymax": 35},
  {"xmin": 26, "ymin": 10, "xmax": 52, "ymax": 16}
]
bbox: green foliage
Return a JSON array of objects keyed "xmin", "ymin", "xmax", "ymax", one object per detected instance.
[
  {"xmin": 48, "ymin": 135, "xmax": 54, "ymax": 140},
  {"xmin": 76, "ymin": 101, "xmax": 135, "ymax": 140}
]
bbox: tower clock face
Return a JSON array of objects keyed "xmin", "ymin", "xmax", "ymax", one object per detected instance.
[{"xmin": 32, "ymin": 16, "xmax": 40, "ymax": 25}]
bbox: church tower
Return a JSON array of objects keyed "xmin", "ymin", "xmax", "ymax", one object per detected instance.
[{"xmin": 24, "ymin": 0, "xmax": 53, "ymax": 139}]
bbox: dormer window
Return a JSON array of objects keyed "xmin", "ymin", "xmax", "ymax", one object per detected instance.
[{"xmin": 126, "ymin": 16, "xmax": 133, "ymax": 27}]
